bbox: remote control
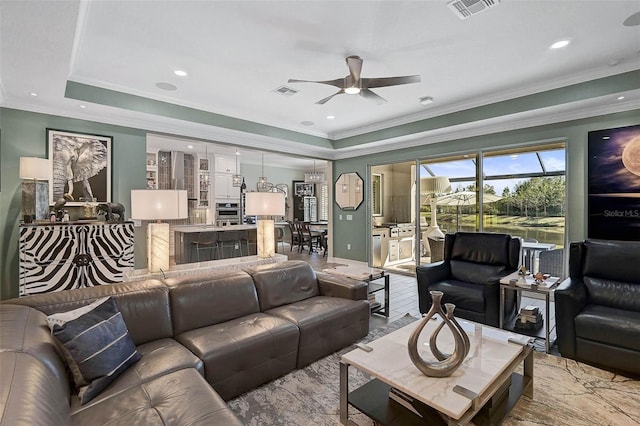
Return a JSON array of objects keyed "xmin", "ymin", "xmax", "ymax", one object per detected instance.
[{"xmin": 355, "ymin": 343, "xmax": 373, "ymax": 352}]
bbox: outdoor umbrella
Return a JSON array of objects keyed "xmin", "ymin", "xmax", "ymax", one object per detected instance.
[{"xmin": 436, "ymin": 191, "xmax": 502, "ymax": 231}]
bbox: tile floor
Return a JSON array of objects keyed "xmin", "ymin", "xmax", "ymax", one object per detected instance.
[{"xmin": 285, "ymin": 245, "xmax": 558, "ymax": 354}]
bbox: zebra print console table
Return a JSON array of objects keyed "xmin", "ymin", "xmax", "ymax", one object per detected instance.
[{"xmin": 19, "ymin": 222, "xmax": 135, "ymax": 296}]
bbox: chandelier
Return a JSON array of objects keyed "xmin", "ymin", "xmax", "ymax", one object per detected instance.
[{"xmin": 304, "ymin": 160, "xmax": 325, "ymax": 183}]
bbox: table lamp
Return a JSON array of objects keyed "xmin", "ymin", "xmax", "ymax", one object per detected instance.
[
  {"xmin": 20, "ymin": 157, "xmax": 50, "ymax": 222},
  {"xmin": 131, "ymin": 189, "xmax": 188, "ymax": 272},
  {"xmin": 245, "ymin": 192, "xmax": 285, "ymax": 258},
  {"xmin": 421, "ymin": 176, "xmax": 451, "ymax": 239}
]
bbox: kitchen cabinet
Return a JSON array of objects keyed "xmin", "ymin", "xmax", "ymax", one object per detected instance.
[
  {"xmin": 371, "ymin": 227, "xmax": 390, "ymax": 268},
  {"xmin": 198, "ymin": 156, "xmax": 211, "ymax": 207},
  {"xmin": 146, "ymin": 152, "xmax": 157, "ymax": 189},
  {"xmin": 215, "ymin": 155, "xmax": 237, "ymax": 174},
  {"xmin": 388, "ymin": 239, "xmax": 399, "ymax": 263},
  {"xmin": 214, "ymin": 173, "xmax": 240, "ymax": 201},
  {"xmin": 19, "ymin": 222, "xmax": 135, "ymax": 296}
]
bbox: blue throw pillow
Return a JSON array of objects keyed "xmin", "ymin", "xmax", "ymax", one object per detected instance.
[{"xmin": 46, "ymin": 297, "xmax": 141, "ymax": 404}]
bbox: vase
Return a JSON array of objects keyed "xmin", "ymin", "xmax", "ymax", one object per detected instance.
[
  {"xmin": 407, "ymin": 290, "xmax": 469, "ymax": 377},
  {"xmin": 429, "ymin": 303, "xmax": 470, "ymax": 361}
]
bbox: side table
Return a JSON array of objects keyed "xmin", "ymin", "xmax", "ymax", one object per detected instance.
[
  {"xmin": 499, "ymin": 271, "xmax": 560, "ymax": 353},
  {"xmin": 322, "ymin": 267, "xmax": 390, "ymax": 317}
]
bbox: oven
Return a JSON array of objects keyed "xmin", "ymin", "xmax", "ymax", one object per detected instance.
[{"xmin": 215, "ymin": 202, "xmax": 240, "ymax": 226}]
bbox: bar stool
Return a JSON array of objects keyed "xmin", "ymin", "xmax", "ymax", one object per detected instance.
[
  {"xmin": 191, "ymin": 233, "xmax": 219, "ymax": 262},
  {"xmin": 218, "ymin": 231, "xmax": 243, "ymax": 258},
  {"xmin": 275, "ymin": 226, "xmax": 285, "ymax": 253},
  {"xmin": 240, "ymin": 230, "xmax": 257, "ymax": 256}
]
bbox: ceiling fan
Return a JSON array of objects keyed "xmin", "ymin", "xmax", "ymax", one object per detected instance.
[{"xmin": 288, "ymin": 55, "xmax": 421, "ymax": 105}]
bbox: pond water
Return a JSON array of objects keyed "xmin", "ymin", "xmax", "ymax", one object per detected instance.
[{"xmin": 449, "ymin": 224, "xmax": 564, "ymax": 247}]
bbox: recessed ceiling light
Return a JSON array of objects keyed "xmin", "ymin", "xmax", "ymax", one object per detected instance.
[
  {"xmin": 326, "ymin": 115, "xmax": 335, "ymax": 120},
  {"xmin": 156, "ymin": 82, "xmax": 177, "ymax": 91},
  {"xmin": 344, "ymin": 87, "xmax": 360, "ymax": 95},
  {"xmin": 419, "ymin": 96, "xmax": 434, "ymax": 105},
  {"xmin": 79, "ymin": 105, "xmax": 87, "ymax": 109},
  {"xmin": 187, "ymin": 145, "xmax": 194, "ymax": 149},
  {"xmin": 550, "ymin": 40, "xmax": 570, "ymax": 49},
  {"xmin": 617, "ymin": 96, "xmax": 625, "ymax": 100},
  {"xmin": 30, "ymin": 92, "xmax": 38, "ymax": 97},
  {"xmin": 174, "ymin": 70, "xmax": 188, "ymax": 77},
  {"xmin": 301, "ymin": 121, "xmax": 314, "ymax": 126}
]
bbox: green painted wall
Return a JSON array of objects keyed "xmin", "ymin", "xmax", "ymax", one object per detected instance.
[
  {"xmin": 332, "ymin": 109, "xmax": 640, "ymax": 262},
  {"xmin": 2, "ymin": 106, "xmax": 638, "ymax": 298},
  {"xmin": 0, "ymin": 108, "xmax": 147, "ymax": 299}
]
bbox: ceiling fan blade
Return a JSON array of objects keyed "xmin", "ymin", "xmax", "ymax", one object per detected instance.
[
  {"xmin": 316, "ymin": 89, "xmax": 344, "ymax": 105},
  {"xmin": 359, "ymin": 89, "xmax": 387, "ymax": 105},
  {"xmin": 288, "ymin": 78, "xmax": 345, "ymax": 89},
  {"xmin": 362, "ymin": 75, "xmax": 421, "ymax": 88},
  {"xmin": 346, "ymin": 55, "xmax": 363, "ymax": 82}
]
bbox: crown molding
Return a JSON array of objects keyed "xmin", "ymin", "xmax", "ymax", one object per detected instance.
[
  {"xmin": 67, "ymin": 76, "xmax": 331, "ymax": 140},
  {"xmin": 331, "ymin": 95, "xmax": 640, "ymax": 160},
  {"xmin": 329, "ymin": 62, "xmax": 640, "ymax": 141},
  {"xmin": 3, "ymin": 88, "xmax": 638, "ymax": 163},
  {"xmin": 1, "ymin": 100, "xmax": 336, "ymax": 160}
]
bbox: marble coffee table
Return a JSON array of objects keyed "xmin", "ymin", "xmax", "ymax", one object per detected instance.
[{"xmin": 340, "ymin": 318, "xmax": 533, "ymax": 425}]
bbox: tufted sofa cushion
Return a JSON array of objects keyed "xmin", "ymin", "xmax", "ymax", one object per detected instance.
[
  {"xmin": 165, "ymin": 271, "xmax": 260, "ymax": 335},
  {"xmin": 248, "ymin": 260, "xmax": 320, "ymax": 311}
]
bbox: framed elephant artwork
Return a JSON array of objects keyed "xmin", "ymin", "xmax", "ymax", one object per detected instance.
[{"xmin": 47, "ymin": 129, "xmax": 112, "ymax": 206}]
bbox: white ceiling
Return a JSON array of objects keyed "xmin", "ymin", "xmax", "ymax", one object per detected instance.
[{"xmin": 2, "ymin": 0, "xmax": 640, "ymax": 162}]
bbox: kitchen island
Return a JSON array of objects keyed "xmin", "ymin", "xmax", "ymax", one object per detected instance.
[{"xmin": 174, "ymin": 224, "xmax": 257, "ymax": 264}]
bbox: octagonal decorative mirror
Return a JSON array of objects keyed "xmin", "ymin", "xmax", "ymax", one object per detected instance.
[{"xmin": 335, "ymin": 172, "xmax": 363, "ymax": 210}]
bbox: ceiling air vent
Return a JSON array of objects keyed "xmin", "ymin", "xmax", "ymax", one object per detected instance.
[
  {"xmin": 272, "ymin": 85, "xmax": 299, "ymax": 96},
  {"xmin": 447, "ymin": 0, "xmax": 500, "ymax": 20}
]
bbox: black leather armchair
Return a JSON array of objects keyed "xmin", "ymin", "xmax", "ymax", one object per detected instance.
[
  {"xmin": 416, "ymin": 232, "xmax": 521, "ymax": 328},
  {"xmin": 555, "ymin": 239, "xmax": 640, "ymax": 378}
]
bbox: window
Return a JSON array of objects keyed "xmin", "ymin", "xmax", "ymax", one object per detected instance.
[
  {"xmin": 319, "ymin": 183, "xmax": 328, "ymax": 221},
  {"xmin": 416, "ymin": 145, "xmax": 566, "ymax": 243},
  {"xmin": 482, "ymin": 143, "xmax": 566, "ymax": 248},
  {"xmin": 372, "ymin": 173, "xmax": 382, "ymax": 216}
]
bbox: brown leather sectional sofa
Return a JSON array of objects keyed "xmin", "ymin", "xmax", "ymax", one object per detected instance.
[{"xmin": 0, "ymin": 260, "xmax": 370, "ymax": 425}]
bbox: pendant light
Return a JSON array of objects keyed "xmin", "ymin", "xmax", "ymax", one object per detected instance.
[
  {"xmin": 232, "ymin": 148, "xmax": 242, "ymax": 187},
  {"xmin": 257, "ymin": 153, "xmax": 269, "ymax": 191}
]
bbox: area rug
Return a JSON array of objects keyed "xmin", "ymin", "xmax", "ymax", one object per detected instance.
[{"xmin": 228, "ymin": 315, "xmax": 640, "ymax": 425}]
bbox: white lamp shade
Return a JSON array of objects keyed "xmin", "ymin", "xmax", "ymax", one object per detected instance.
[
  {"xmin": 421, "ymin": 176, "xmax": 452, "ymax": 195},
  {"xmin": 245, "ymin": 192, "xmax": 285, "ymax": 216},
  {"xmin": 130, "ymin": 189, "xmax": 188, "ymax": 220},
  {"xmin": 20, "ymin": 157, "xmax": 50, "ymax": 180}
]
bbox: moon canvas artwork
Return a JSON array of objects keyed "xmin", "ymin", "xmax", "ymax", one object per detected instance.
[
  {"xmin": 588, "ymin": 124, "xmax": 640, "ymax": 241},
  {"xmin": 622, "ymin": 135, "xmax": 640, "ymax": 177}
]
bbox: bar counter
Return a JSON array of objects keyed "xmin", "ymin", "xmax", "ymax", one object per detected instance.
[{"xmin": 174, "ymin": 224, "xmax": 257, "ymax": 264}]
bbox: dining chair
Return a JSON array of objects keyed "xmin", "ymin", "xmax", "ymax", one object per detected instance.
[
  {"xmin": 288, "ymin": 221, "xmax": 301, "ymax": 251},
  {"xmin": 299, "ymin": 222, "xmax": 322, "ymax": 253}
]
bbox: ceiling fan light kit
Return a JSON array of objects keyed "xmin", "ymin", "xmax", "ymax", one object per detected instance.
[{"xmin": 288, "ymin": 55, "xmax": 420, "ymax": 105}]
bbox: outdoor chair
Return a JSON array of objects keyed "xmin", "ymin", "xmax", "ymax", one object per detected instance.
[{"xmin": 538, "ymin": 248, "xmax": 564, "ymax": 278}]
